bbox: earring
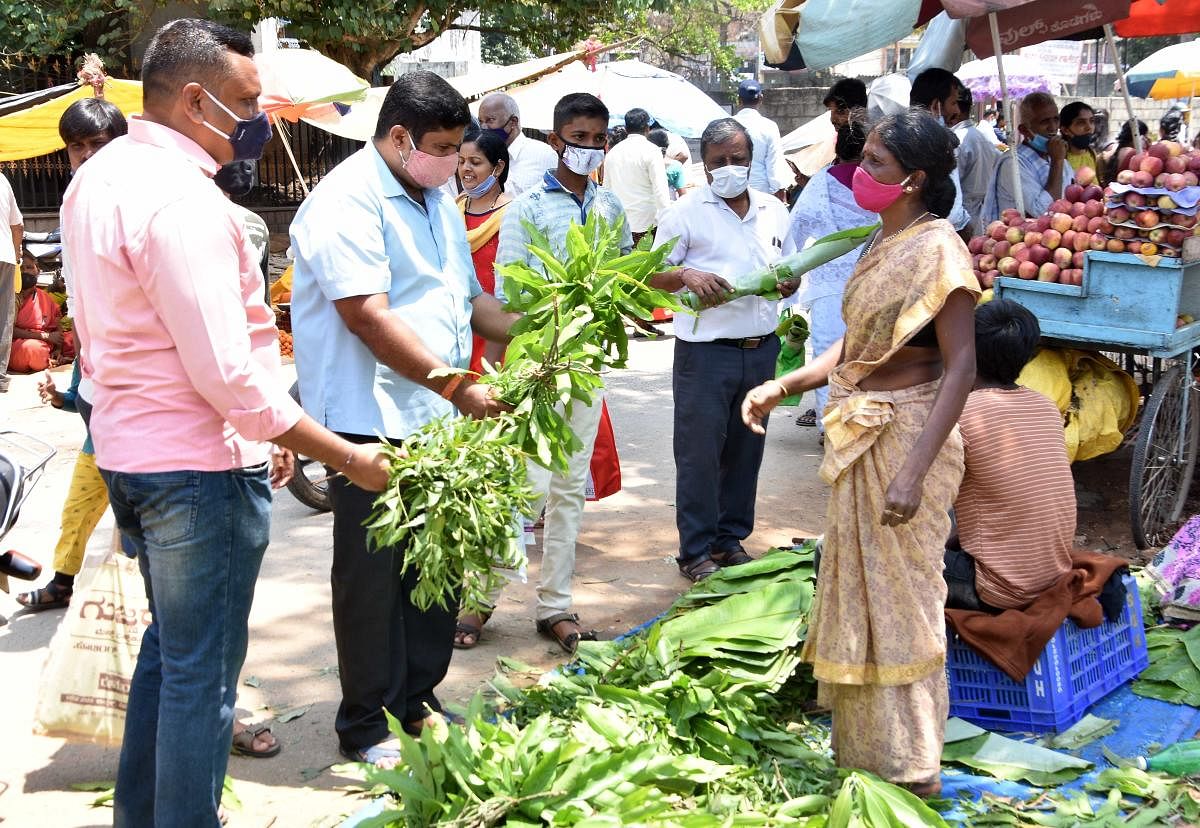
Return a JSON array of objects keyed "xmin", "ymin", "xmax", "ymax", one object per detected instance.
[{"xmin": 904, "ymin": 186, "xmax": 914, "ymax": 193}]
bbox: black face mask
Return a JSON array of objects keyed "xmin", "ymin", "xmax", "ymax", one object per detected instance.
[
  {"xmin": 20, "ymin": 273, "xmax": 37, "ymax": 291},
  {"xmin": 1068, "ymin": 133, "xmax": 1094, "ymax": 149},
  {"xmin": 213, "ymin": 160, "xmax": 257, "ymax": 196}
]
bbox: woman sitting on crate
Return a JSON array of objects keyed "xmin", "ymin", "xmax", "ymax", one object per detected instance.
[
  {"xmin": 944, "ymin": 299, "xmax": 1075, "ymax": 612},
  {"xmin": 10, "ymin": 248, "xmax": 74, "ymax": 373},
  {"xmin": 742, "ymin": 109, "xmax": 979, "ymax": 798}
]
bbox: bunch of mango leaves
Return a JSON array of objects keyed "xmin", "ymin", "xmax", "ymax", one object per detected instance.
[
  {"xmin": 359, "ymin": 544, "xmax": 952, "ymax": 827},
  {"xmin": 366, "ymin": 214, "xmax": 678, "ymax": 611}
]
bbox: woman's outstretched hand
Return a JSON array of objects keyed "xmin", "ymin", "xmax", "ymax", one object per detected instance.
[{"xmin": 742, "ymin": 380, "xmax": 788, "ymax": 435}]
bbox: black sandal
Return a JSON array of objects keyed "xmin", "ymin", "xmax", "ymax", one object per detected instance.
[
  {"xmin": 16, "ymin": 581, "xmax": 72, "ymax": 612},
  {"xmin": 711, "ymin": 547, "xmax": 753, "ymax": 567},
  {"xmin": 453, "ymin": 610, "xmax": 491, "ymax": 650},
  {"xmin": 796, "ymin": 408, "xmax": 818, "ymax": 427},
  {"xmin": 535, "ymin": 612, "xmax": 597, "ymax": 654}
]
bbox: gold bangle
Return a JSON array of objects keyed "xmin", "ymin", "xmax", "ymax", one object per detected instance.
[
  {"xmin": 440, "ymin": 374, "xmax": 465, "ymax": 400},
  {"xmin": 769, "ymin": 379, "xmax": 790, "ymax": 397}
]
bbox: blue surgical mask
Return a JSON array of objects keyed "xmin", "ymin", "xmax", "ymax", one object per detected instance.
[
  {"xmin": 486, "ymin": 127, "xmax": 509, "ymax": 141},
  {"xmin": 1028, "ymin": 133, "xmax": 1050, "ymax": 154},
  {"xmin": 465, "ymin": 174, "xmax": 497, "ymax": 198},
  {"xmin": 201, "ymin": 88, "xmax": 273, "ymax": 162}
]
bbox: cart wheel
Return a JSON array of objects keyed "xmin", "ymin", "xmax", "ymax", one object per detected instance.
[
  {"xmin": 1130, "ymin": 364, "xmax": 1199, "ymax": 549},
  {"xmin": 285, "ymin": 382, "xmax": 333, "ymax": 513}
]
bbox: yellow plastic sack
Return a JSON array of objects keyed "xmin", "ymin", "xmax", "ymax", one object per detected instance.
[
  {"xmin": 33, "ymin": 529, "xmax": 148, "ymax": 745},
  {"xmin": 1018, "ymin": 348, "xmax": 1073, "ymax": 414},
  {"xmin": 1065, "ymin": 351, "xmax": 1140, "ymax": 462},
  {"xmin": 0, "ymin": 79, "xmax": 143, "ymax": 162},
  {"xmin": 269, "ymin": 264, "xmax": 293, "ymax": 302}
]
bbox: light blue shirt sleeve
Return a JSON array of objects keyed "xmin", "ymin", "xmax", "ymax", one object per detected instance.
[
  {"xmin": 948, "ymin": 168, "xmax": 970, "ymax": 231},
  {"xmin": 1018, "ymin": 151, "xmax": 1055, "ymax": 217},
  {"xmin": 494, "ymin": 198, "xmax": 534, "ymax": 304},
  {"xmin": 292, "ymin": 189, "xmax": 392, "ymax": 301}
]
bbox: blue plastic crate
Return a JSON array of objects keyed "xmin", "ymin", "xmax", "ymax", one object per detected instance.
[{"xmin": 947, "ymin": 574, "xmax": 1148, "ymax": 733}]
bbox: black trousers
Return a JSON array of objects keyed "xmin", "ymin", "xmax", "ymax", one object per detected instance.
[
  {"xmin": 672, "ymin": 336, "xmax": 780, "ymax": 562},
  {"xmin": 329, "ymin": 434, "xmax": 456, "ymax": 752}
]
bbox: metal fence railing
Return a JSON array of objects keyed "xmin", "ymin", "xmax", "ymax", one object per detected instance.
[{"xmin": 1, "ymin": 118, "xmax": 362, "ymax": 214}]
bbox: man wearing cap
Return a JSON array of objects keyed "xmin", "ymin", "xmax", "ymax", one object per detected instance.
[{"xmin": 733, "ymin": 79, "xmax": 789, "ymax": 202}]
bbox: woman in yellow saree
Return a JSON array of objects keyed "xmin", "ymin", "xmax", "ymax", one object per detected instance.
[{"xmin": 743, "ymin": 110, "xmax": 980, "ymax": 796}]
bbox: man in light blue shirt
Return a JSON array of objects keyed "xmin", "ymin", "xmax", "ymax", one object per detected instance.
[
  {"xmin": 290, "ymin": 70, "xmax": 514, "ymax": 770},
  {"xmin": 982, "ymin": 92, "xmax": 1073, "ymax": 224}
]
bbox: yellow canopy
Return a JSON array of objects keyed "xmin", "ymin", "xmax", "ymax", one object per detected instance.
[{"xmin": 0, "ymin": 78, "xmax": 143, "ymax": 162}]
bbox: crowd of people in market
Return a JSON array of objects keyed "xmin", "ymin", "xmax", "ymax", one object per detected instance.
[{"xmin": 0, "ymin": 15, "xmax": 1194, "ymax": 825}]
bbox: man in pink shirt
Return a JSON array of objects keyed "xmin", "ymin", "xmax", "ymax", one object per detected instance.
[{"xmin": 62, "ymin": 19, "xmax": 389, "ymax": 827}]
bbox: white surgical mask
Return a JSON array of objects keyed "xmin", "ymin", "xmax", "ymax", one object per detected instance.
[
  {"xmin": 558, "ymin": 137, "xmax": 606, "ymax": 176},
  {"xmin": 707, "ymin": 164, "xmax": 750, "ymax": 198}
]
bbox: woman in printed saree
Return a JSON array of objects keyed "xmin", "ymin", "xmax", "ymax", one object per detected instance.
[
  {"xmin": 457, "ymin": 130, "xmax": 512, "ymax": 375},
  {"xmin": 11, "ymin": 247, "xmax": 74, "ymax": 373},
  {"xmin": 742, "ymin": 110, "xmax": 979, "ymax": 797}
]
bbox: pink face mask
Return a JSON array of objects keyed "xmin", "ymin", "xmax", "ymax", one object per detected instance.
[
  {"xmin": 402, "ymin": 135, "xmax": 459, "ymax": 189},
  {"xmin": 851, "ymin": 164, "xmax": 912, "ymax": 213}
]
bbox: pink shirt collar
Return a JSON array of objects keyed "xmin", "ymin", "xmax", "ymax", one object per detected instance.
[{"xmin": 127, "ymin": 115, "xmax": 221, "ymax": 177}]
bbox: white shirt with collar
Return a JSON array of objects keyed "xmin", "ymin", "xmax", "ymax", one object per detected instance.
[
  {"xmin": 653, "ymin": 185, "xmax": 789, "ymax": 343},
  {"xmin": 506, "ymin": 132, "xmax": 559, "ymax": 197},
  {"xmin": 604, "ymin": 132, "xmax": 672, "ymax": 233},
  {"xmin": 734, "ymin": 107, "xmax": 789, "ymax": 194}
]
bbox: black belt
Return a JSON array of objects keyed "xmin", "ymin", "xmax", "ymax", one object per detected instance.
[{"xmin": 708, "ymin": 335, "xmax": 774, "ymax": 349}]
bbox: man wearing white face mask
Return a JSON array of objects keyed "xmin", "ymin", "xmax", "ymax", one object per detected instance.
[
  {"xmin": 648, "ymin": 117, "xmax": 796, "ymax": 583},
  {"xmin": 466, "ymin": 93, "xmax": 632, "ymax": 656},
  {"xmin": 290, "ymin": 70, "xmax": 517, "ymax": 769}
]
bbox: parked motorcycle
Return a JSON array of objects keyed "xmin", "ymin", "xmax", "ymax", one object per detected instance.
[
  {"xmin": 285, "ymin": 382, "xmax": 331, "ymax": 512},
  {"xmin": 0, "ymin": 431, "xmax": 57, "ymax": 617}
]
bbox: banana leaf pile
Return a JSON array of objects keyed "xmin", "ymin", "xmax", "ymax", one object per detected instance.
[
  {"xmin": 1132, "ymin": 626, "xmax": 1200, "ymax": 706},
  {"xmin": 360, "ymin": 545, "xmax": 949, "ymax": 826}
]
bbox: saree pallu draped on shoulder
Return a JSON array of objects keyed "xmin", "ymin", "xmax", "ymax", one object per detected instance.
[{"xmin": 803, "ymin": 218, "xmax": 979, "ymax": 783}]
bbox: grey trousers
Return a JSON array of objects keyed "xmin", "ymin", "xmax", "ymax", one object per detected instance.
[{"xmin": 0, "ymin": 262, "xmax": 14, "ymax": 385}]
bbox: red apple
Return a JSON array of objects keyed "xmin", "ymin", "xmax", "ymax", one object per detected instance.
[
  {"xmin": 1177, "ymin": 214, "xmax": 1197, "ymax": 229},
  {"xmin": 1130, "ymin": 174, "xmax": 1153, "ymax": 191},
  {"xmin": 1098, "ymin": 219, "xmax": 1114, "ymax": 235},
  {"xmin": 1188, "ymin": 155, "xmax": 1200, "ymax": 174},
  {"xmin": 1090, "ymin": 233, "xmax": 1109, "ymax": 250},
  {"xmin": 1034, "ymin": 214, "xmax": 1053, "ymax": 233},
  {"xmin": 1085, "ymin": 216, "xmax": 1105, "ymax": 234},
  {"xmin": 978, "ymin": 270, "xmax": 994, "ymax": 288},
  {"xmin": 1114, "ymin": 225, "xmax": 1135, "ymax": 239},
  {"xmin": 1070, "ymin": 201, "xmax": 1087, "ymax": 218},
  {"xmin": 978, "ymin": 253, "xmax": 998, "ymax": 271},
  {"xmin": 1072, "ymin": 250, "xmax": 1087, "ymax": 268},
  {"xmin": 1136, "ymin": 209, "xmax": 1161, "ymax": 228},
  {"xmin": 1050, "ymin": 212, "xmax": 1074, "ymax": 233},
  {"xmin": 1127, "ymin": 151, "xmax": 1145, "ymax": 172},
  {"xmin": 1053, "ymin": 247, "xmax": 1073, "ymax": 269},
  {"xmin": 1008, "ymin": 214, "xmax": 1026, "ymax": 227},
  {"xmin": 1166, "ymin": 228, "xmax": 1187, "ymax": 246},
  {"xmin": 1148, "ymin": 142, "xmax": 1171, "ymax": 162},
  {"xmin": 1126, "ymin": 240, "xmax": 1143, "ymax": 254},
  {"xmin": 992, "ymin": 239, "xmax": 1010, "ymax": 258},
  {"xmin": 998, "ymin": 256, "xmax": 1019, "ymax": 275},
  {"xmin": 1038, "ymin": 262, "xmax": 1060, "ymax": 282},
  {"xmin": 1062, "ymin": 229, "xmax": 1077, "ymax": 248},
  {"xmin": 1163, "ymin": 246, "xmax": 1181, "ymax": 258},
  {"xmin": 1065, "ymin": 183, "xmax": 1084, "ymax": 202},
  {"xmin": 982, "ymin": 237, "xmax": 998, "ymax": 255},
  {"xmin": 1076, "ymin": 166, "xmax": 1097, "ymax": 186},
  {"xmin": 1024, "ymin": 230, "xmax": 1043, "ymax": 247},
  {"xmin": 1042, "ymin": 229, "xmax": 1062, "ymax": 250},
  {"xmin": 1108, "ymin": 206, "xmax": 1131, "ymax": 223},
  {"xmin": 1001, "ymin": 208, "xmax": 1022, "ymax": 223},
  {"xmin": 1083, "ymin": 200, "xmax": 1104, "ymax": 219},
  {"xmin": 1082, "ymin": 184, "xmax": 1104, "ymax": 202},
  {"xmin": 1184, "ymin": 172, "xmax": 1199, "ymax": 187},
  {"xmin": 1073, "ymin": 232, "xmax": 1093, "ymax": 253},
  {"xmin": 1072, "ymin": 214, "xmax": 1090, "ymax": 232},
  {"xmin": 1013, "ymin": 245, "xmax": 1032, "ymax": 263},
  {"xmin": 1148, "ymin": 227, "xmax": 1169, "ymax": 244},
  {"xmin": 1006, "ymin": 226, "xmax": 1024, "ymax": 244},
  {"xmin": 1018, "ymin": 260, "xmax": 1039, "ymax": 279},
  {"xmin": 1141, "ymin": 155, "xmax": 1165, "ymax": 177},
  {"xmin": 1166, "ymin": 155, "xmax": 1188, "ymax": 174},
  {"xmin": 989, "ymin": 221, "xmax": 1009, "ymax": 241},
  {"xmin": 1165, "ymin": 141, "xmax": 1184, "ymax": 157},
  {"xmin": 1028, "ymin": 244, "xmax": 1051, "ymax": 266},
  {"xmin": 1106, "ymin": 238, "xmax": 1126, "ymax": 253},
  {"xmin": 968, "ymin": 236, "xmax": 985, "ymax": 254},
  {"xmin": 1116, "ymin": 169, "xmax": 1135, "ymax": 185},
  {"xmin": 1156, "ymin": 172, "xmax": 1170, "ymax": 188}
]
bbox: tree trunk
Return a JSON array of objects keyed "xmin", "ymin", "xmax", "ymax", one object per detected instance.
[{"xmin": 322, "ymin": 40, "xmax": 407, "ymax": 81}]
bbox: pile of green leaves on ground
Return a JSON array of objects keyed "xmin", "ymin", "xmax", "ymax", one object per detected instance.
[
  {"xmin": 359, "ymin": 544, "xmax": 948, "ymax": 826},
  {"xmin": 1132, "ymin": 625, "xmax": 1200, "ymax": 706},
  {"xmin": 367, "ymin": 213, "xmax": 678, "ymax": 609}
]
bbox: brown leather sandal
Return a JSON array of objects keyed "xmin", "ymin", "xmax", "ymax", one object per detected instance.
[
  {"xmin": 535, "ymin": 612, "xmax": 597, "ymax": 654},
  {"xmin": 710, "ymin": 547, "xmax": 753, "ymax": 567},
  {"xmin": 678, "ymin": 555, "xmax": 720, "ymax": 582},
  {"xmin": 453, "ymin": 610, "xmax": 492, "ymax": 650}
]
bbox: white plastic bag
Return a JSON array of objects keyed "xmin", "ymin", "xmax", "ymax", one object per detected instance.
[{"xmin": 33, "ymin": 529, "xmax": 149, "ymax": 746}]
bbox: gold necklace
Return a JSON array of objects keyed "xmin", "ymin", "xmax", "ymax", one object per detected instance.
[{"xmin": 863, "ymin": 211, "xmax": 932, "ymax": 257}]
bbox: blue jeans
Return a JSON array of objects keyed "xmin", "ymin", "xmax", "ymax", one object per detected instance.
[{"xmin": 101, "ymin": 465, "xmax": 272, "ymax": 828}]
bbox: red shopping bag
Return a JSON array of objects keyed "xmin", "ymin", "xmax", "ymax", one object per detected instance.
[{"xmin": 585, "ymin": 400, "xmax": 621, "ymax": 501}]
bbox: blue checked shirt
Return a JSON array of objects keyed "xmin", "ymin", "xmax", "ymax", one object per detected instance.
[{"xmin": 495, "ymin": 171, "xmax": 633, "ymax": 303}]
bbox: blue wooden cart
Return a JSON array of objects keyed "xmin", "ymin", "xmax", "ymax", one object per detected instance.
[{"xmin": 994, "ymin": 251, "xmax": 1200, "ymax": 549}]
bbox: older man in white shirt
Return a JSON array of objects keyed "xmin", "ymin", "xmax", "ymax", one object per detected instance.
[
  {"xmin": 733, "ymin": 79, "xmax": 789, "ymax": 201},
  {"xmin": 604, "ymin": 107, "xmax": 671, "ymax": 242},
  {"xmin": 477, "ymin": 92, "xmax": 558, "ymax": 197},
  {"xmin": 649, "ymin": 117, "xmax": 796, "ymax": 582}
]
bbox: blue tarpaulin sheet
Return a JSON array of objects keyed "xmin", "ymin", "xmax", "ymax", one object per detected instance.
[{"xmin": 940, "ymin": 684, "xmax": 1200, "ymax": 821}]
